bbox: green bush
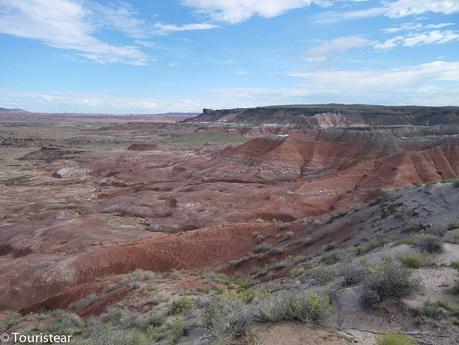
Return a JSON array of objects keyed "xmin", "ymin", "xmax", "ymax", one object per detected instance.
[
  {"xmin": 376, "ymin": 332, "xmax": 416, "ymax": 345},
  {"xmin": 360, "ymin": 258, "xmax": 421, "ymax": 308},
  {"xmin": 258, "ymin": 291, "xmax": 334, "ymax": 324},
  {"xmin": 417, "ymin": 300, "xmax": 447, "ymax": 321},
  {"xmin": 341, "ymin": 265, "xmax": 365, "ymax": 286},
  {"xmin": 205, "ymin": 290, "xmax": 252, "ymax": 342},
  {"xmin": 168, "ymin": 297, "xmax": 194, "ymax": 315},
  {"xmin": 44, "ymin": 310, "xmax": 82, "ymax": 335},
  {"xmin": 399, "ymin": 252, "xmax": 432, "ymax": 268},
  {"xmin": 311, "ymin": 266, "xmax": 335, "ymax": 285},
  {"xmin": 205, "ymin": 289, "xmax": 335, "ymax": 343},
  {"xmin": 448, "ymin": 221, "xmax": 459, "ymax": 230},
  {"xmin": 416, "ymin": 236, "xmax": 443, "ymax": 253},
  {"xmin": 287, "ymin": 293, "xmax": 335, "ymax": 323},
  {"xmin": 68, "ymin": 293, "xmax": 97, "ymax": 311},
  {"xmin": 353, "ymin": 238, "xmax": 386, "ymax": 256}
]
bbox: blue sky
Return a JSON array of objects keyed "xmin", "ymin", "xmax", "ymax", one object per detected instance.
[{"xmin": 0, "ymin": 0, "xmax": 458, "ymax": 113}]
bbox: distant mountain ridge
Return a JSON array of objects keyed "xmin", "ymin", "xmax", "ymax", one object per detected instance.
[
  {"xmin": 0, "ymin": 107, "xmax": 28, "ymax": 113},
  {"xmin": 187, "ymin": 104, "xmax": 459, "ymax": 128},
  {"xmin": 0, "ymin": 107, "xmax": 197, "ymax": 122}
]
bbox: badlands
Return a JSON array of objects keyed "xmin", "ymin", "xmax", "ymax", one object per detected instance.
[{"xmin": 0, "ymin": 105, "xmax": 458, "ymax": 345}]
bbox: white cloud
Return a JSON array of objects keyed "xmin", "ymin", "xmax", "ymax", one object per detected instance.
[
  {"xmin": 375, "ymin": 30, "xmax": 459, "ymax": 49},
  {"xmin": 315, "ymin": 7, "xmax": 385, "ymax": 22},
  {"xmin": 233, "ymin": 69, "xmax": 250, "ymax": 75},
  {"xmin": 0, "ymin": 0, "xmax": 148, "ymax": 65},
  {"xmin": 3, "ymin": 61, "xmax": 458, "ymax": 112},
  {"xmin": 154, "ymin": 22, "xmax": 219, "ymax": 34},
  {"xmin": 317, "ymin": 0, "xmax": 459, "ymax": 22},
  {"xmin": 382, "ymin": 22, "xmax": 454, "ymax": 34},
  {"xmin": 90, "ymin": 1, "xmax": 148, "ymax": 39},
  {"xmin": 305, "ymin": 35, "xmax": 371, "ymax": 61},
  {"xmin": 209, "ymin": 61, "xmax": 459, "ymax": 106},
  {"xmin": 386, "ymin": 0, "xmax": 459, "ymax": 18},
  {"xmin": 181, "ymin": 0, "xmax": 330, "ymax": 23}
]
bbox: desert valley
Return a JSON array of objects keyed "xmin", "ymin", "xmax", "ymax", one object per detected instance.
[{"xmin": 0, "ymin": 105, "xmax": 458, "ymax": 345}]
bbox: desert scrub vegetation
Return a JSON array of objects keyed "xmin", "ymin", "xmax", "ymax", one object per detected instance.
[
  {"xmin": 68, "ymin": 293, "xmax": 97, "ymax": 311},
  {"xmin": 360, "ymin": 257, "xmax": 421, "ymax": 308},
  {"xmin": 376, "ymin": 332, "xmax": 416, "ymax": 345},
  {"xmin": 341, "ymin": 264, "xmax": 366, "ymax": 286},
  {"xmin": 168, "ymin": 297, "xmax": 194, "ymax": 315},
  {"xmin": 416, "ymin": 235, "xmax": 443, "ymax": 253},
  {"xmin": 447, "ymin": 220, "xmax": 459, "ymax": 230},
  {"xmin": 205, "ymin": 290, "xmax": 253, "ymax": 343},
  {"xmin": 205, "ymin": 289, "xmax": 335, "ymax": 343},
  {"xmin": 417, "ymin": 300, "xmax": 448, "ymax": 321},
  {"xmin": 353, "ymin": 237, "xmax": 387, "ymax": 256},
  {"xmin": 399, "ymin": 252, "xmax": 434, "ymax": 268},
  {"xmin": 310, "ymin": 265, "xmax": 336, "ymax": 285}
]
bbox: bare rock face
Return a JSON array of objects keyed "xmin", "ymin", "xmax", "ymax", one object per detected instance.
[{"xmin": 127, "ymin": 143, "xmax": 159, "ymax": 151}]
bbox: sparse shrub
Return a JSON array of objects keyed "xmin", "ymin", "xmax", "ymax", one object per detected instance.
[
  {"xmin": 44, "ymin": 310, "xmax": 82, "ymax": 335},
  {"xmin": 416, "ymin": 236, "xmax": 443, "ymax": 253},
  {"xmin": 376, "ymin": 332, "xmax": 416, "ymax": 345},
  {"xmin": 68, "ymin": 293, "xmax": 97, "ymax": 311},
  {"xmin": 170, "ymin": 269, "xmax": 181, "ymax": 280},
  {"xmin": 130, "ymin": 269, "xmax": 154, "ymax": 282},
  {"xmin": 258, "ymin": 291, "xmax": 334, "ymax": 324},
  {"xmin": 205, "ymin": 290, "xmax": 253, "ymax": 342},
  {"xmin": 302, "ymin": 237, "xmax": 313, "ymax": 246},
  {"xmin": 283, "ymin": 231, "xmax": 294, "ymax": 241},
  {"xmin": 353, "ymin": 238, "xmax": 386, "ymax": 256},
  {"xmin": 100, "ymin": 307, "xmax": 165, "ymax": 333},
  {"xmin": 253, "ymin": 231, "xmax": 265, "ymax": 242},
  {"xmin": 320, "ymin": 252, "xmax": 341, "ymax": 265},
  {"xmin": 292, "ymin": 255, "xmax": 306, "ymax": 264},
  {"xmin": 360, "ymin": 257, "xmax": 421, "ymax": 308},
  {"xmin": 270, "ymin": 246, "xmax": 285, "ymax": 255},
  {"xmin": 254, "ymin": 243, "xmax": 273, "ymax": 253},
  {"xmin": 75, "ymin": 318, "xmax": 150, "ymax": 345},
  {"xmin": 448, "ymin": 221, "xmax": 459, "ymax": 230},
  {"xmin": 311, "ymin": 266, "xmax": 335, "ymax": 285},
  {"xmin": 287, "ymin": 293, "xmax": 335, "ymax": 323},
  {"xmin": 396, "ymin": 234, "xmax": 422, "ymax": 247},
  {"xmin": 399, "ymin": 252, "xmax": 433, "ymax": 268},
  {"xmin": 0, "ymin": 311, "xmax": 21, "ymax": 333},
  {"xmin": 279, "ymin": 223, "xmax": 290, "ymax": 231},
  {"xmin": 253, "ymin": 264, "xmax": 270, "ymax": 278},
  {"xmin": 290, "ymin": 266, "xmax": 305, "ymax": 278},
  {"xmin": 104, "ymin": 282, "xmax": 119, "ymax": 293},
  {"xmin": 417, "ymin": 300, "xmax": 447, "ymax": 321},
  {"xmin": 454, "ymin": 280, "xmax": 459, "ymax": 295},
  {"xmin": 229, "ymin": 254, "xmax": 255, "ymax": 268},
  {"xmin": 168, "ymin": 297, "xmax": 194, "ymax": 315},
  {"xmin": 341, "ymin": 265, "xmax": 365, "ymax": 286},
  {"xmin": 270, "ymin": 258, "xmax": 287, "ymax": 270}
]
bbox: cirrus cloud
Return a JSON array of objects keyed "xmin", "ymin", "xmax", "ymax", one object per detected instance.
[
  {"xmin": 181, "ymin": 0, "xmax": 331, "ymax": 23},
  {"xmin": 0, "ymin": 0, "xmax": 148, "ymax": 65}
]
